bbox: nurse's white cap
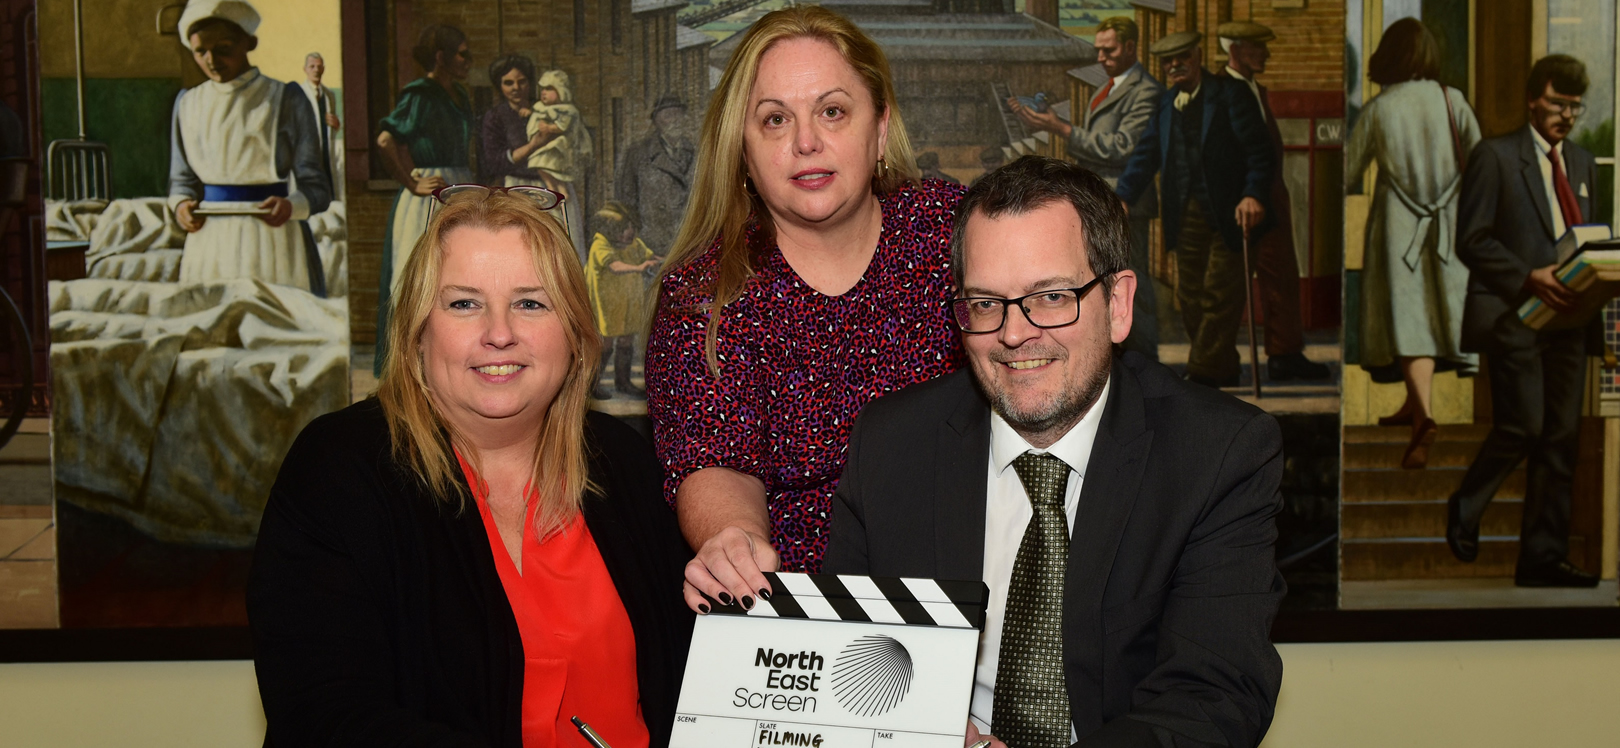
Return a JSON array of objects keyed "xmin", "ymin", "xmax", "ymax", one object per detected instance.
[{"xmin": 177, "ymin": 0, "xmax": 261, "ymax": 39}]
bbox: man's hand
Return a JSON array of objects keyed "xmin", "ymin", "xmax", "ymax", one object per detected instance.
[
  {"xmin": 1007, "ymin": 96, "xmax": 1072, "ymax": 139},
  {"xmin": 965, "ymin": 720, "xmax": 1007, "ymax": 748},
  {"xmin": 176, "ymin": 200, "xmax": 206, "ymax": 232},
  {"xmin": 1524, "ymin": 264, "xmax": 1577, "ymax": 313},
  {"xmin": 258, "ymin": 196, "xmax": 294, "ymax": 227},
  {"xmin": 682, "ymin": 525, "xmax": 780, "ymax": 614},
  {"xmin": 410, "ymin": 174, "xmax": 448, "ymax": 197},
  {"xmin": 325, "ymin": 112, "xmax": 341, "ymax": 130},
  {"xmin": 1235, "ymin": 196, "xmax": 1265, "ymax": 233}
]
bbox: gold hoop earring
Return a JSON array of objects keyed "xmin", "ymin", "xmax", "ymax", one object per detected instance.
[
  {"xmin": 744, "ymin": 177, "xmax": 758, "ymax": 197},
  {"xmin": 874, "ymin": 156, "xmax": 890, "ymax": 181}
]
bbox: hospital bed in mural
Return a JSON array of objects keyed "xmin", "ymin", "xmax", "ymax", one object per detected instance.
[{"xmin": 45, "ymin": 197, "xmax": 349, "ymax": 548}]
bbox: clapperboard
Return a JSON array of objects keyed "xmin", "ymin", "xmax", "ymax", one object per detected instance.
[{"xmin": 670, "ymin": 572, "xmax": 988, "ymax": 748}]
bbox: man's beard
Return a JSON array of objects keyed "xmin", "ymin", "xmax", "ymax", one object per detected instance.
[{"xmin": 978, "ymin": 352, "xmax": 1110, "ymax": 438}]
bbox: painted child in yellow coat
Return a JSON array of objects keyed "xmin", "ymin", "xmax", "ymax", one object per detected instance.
[{"xmin": 586, "ymin": 202, "xmax": 660, "ymax": 399}]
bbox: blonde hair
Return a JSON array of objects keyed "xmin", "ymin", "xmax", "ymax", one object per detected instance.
[
  {"xmin": 377, "ymin": 192, "xmax": 602, "ymax": 538},
  {"xmin": 659, "ymin": 5, "xmax": 920, "ymax": 374}
]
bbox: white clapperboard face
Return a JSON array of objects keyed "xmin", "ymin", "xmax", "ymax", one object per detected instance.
[{"xmin": 671, "ymin": 572, "xmax": 988, "ymax": 748}]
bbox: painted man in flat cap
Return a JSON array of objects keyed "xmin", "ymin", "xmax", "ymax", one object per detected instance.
[
  {"xmin": 168, "ymin": 0, "xmax": 331, "ymax": 295},
  {"xmin": 1216, "ymin": 21, "xmax": 1331, "ymax": 382},
  {"xmin": 1116, "ymin": 32, "xmax": 1275, "ymax": 388}
]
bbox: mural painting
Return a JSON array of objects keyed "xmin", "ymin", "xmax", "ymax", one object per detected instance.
[
  {"xmin": 0, "ymin": 0, "xmax": 1614, "ymax": 633},
  {"xmin": 1341, "ymin": 0, "xmax": 1620, "ymax": 609}
]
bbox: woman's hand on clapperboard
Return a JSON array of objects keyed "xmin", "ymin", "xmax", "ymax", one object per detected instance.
[
  {"xmin": 965, "ymin": 720, "xmax": 1006, "ymax": 748},
  {"xmin": 683, "ymin": 525, "xmax": 778, "ymax": 614}
]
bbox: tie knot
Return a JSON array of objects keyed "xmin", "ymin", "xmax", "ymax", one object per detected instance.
[{"xmin": 1011, "ymin": 452, "xmax": 1070, "ymax": 508}]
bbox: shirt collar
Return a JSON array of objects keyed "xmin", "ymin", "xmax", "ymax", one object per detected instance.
[
  {"xmin": 1529, "ymin": 125, "xmax": 1563, "ymax": 158},
  {"xmin": 989, "ymin": 375, "xmax": 1112, "ymax": 479},
  {"xmin": 207, "ymin": 67, "xmax": 261, "ymax": 92},
  {"xmin": 1110, "ymin": 65, "xmax": 1136, "ymax": 89}
]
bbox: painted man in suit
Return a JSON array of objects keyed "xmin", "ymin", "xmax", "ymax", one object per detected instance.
[
  {"xmin": 824, "ymin": 157, "xmax": 1284, "ymax": 747},
  {"xmin": 1116, "ymin": 32, "xmax": 1274, "ymax": 388},
  {"xmin": 614, "ymin": 93, "xmax": 695, "ymax": 259},
  {"xmin": 1215, "ymin": 22, "xmax": 1331, "ymax": 381},
  {"xmin": 1448, "ymin": 55, "xmax": 1600, "ymax": 588},
  {"xmin": 1011, "ymin": 16, "xmax": 1164, "ymax": 359}
]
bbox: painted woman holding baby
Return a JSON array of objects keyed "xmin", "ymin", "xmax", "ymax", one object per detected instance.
[{"xmin": 479, "ymin": 56, "xmax": 593, "ymax": 264}]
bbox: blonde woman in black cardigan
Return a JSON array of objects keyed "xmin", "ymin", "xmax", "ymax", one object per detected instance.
[{"xmin": 249, "ymin": 188, "xmax": 693, "ymax": 747}]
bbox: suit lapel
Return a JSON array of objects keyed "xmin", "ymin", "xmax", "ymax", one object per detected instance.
[
  {"xmin": 1518, "ymin": 127, "xmax": 1558, "ymax": 239},
  {"xmin": 1062, "ymin": 358, "xmax": 1152, "ymax": 729},
  {"xmin": 1200, "ymin": 76, "xmax": 1218, "ymax": 143},
  {"xmin": 1086, "ymin": 66, "xmax": 1137, "ymax": 125},
  {"xmin": 935, "ymin": 374, "xmax": 991, "ymax": 581},
  {"xmin": 1569, "ymin": 147, "xmax": 1594, "ymax": 221}
]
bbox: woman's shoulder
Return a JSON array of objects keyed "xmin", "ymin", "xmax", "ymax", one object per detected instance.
[
  {"xmin": 657, "ymin": 236, "xmax": 724, "ymax": 307},
  {"xmin": 583, "ymin": 412, "xmax": 663, "ymax": 494},
  {"xmin": 885, "ymin": 178, "xmax": 968, "ymax": 226},
  {"xmin": 288, "ymin": 399, "xmax": 391, "ymax": 459}
]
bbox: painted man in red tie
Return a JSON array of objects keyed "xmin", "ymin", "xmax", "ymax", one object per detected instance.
[
  {"xmin": 1451, "ymin": 55, "xmax": 1600, "ymax": 588},
  {"xmin": 1009, "ymin": 17, "xmax": 1164, "ymax": 360}
]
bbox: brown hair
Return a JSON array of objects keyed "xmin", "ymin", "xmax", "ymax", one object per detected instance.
[
  {"xmin": 1526, "ymin": 54, "xmax": 1589, "ymax": 100},
  {"xmin": 951, "ymin": 156, "xmax": 1130, "ymax": 301},
  {"xmin": 377, "ymin": 192, "xmax": 600, "ymax": 539},
  {"xmin": 412, "ymin": 24, "xmax": 466, "ymax": 73},
  {"xmin": 657, "ymin": 5, "xmax": 919, "ymax": 375},
  {"xmin": 1368, "ymin": 18, "xmax": 1440, "ymax": 86}
]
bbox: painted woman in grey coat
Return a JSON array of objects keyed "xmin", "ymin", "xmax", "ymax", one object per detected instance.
[{"xmin": 1345, "ymin": 18, "xmax": 1479, "ymax": 466}]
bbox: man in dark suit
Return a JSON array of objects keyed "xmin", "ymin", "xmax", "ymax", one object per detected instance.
[
  {"xmin": 1449, "ymin": 55, "xmax": 1600, "ymax": 587},
  {"xmin": 1011, "ymin": 16, "xmax": 1165, "ymax": 360},
  {"xmin": 1215, "ymin": 22, "xmax": 1331, "ymax": 382},
  {"xmin": 825, "ymin": 157, "xmax": 1285, "ymax": 747},
  {"xmin": 1116, "ymin": 32, "xmax": 1275, "ymax": 389}
]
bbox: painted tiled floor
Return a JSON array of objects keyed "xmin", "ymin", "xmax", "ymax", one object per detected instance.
[{"xmin": 0, "ymin": 424, "xmax": 57, "ymax": 629}]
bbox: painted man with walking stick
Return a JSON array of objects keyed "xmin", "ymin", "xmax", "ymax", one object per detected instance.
[{"xmin": 1115, "ymin": 31, "xmax": 1275, "ymax": 389}]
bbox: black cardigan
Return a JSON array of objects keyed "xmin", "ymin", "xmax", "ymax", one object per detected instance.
[{"xmin": 248, "ymin": 400, "xmax": 694, "ymax": 747}]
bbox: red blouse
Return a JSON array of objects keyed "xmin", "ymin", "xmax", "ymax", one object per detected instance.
[{"xmin": 460, "ymin": 457, "xmax": 650, "ymax": 748}]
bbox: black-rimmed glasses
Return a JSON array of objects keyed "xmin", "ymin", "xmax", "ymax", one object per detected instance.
[
  {"xmin": 951, "ymin": 276, "xmax": 1106, "ymax": 333},
  {"xmin": 428, "ymin": 184, "xmax": 569, "ymax": 234}
]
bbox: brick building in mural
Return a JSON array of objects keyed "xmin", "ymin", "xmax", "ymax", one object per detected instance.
[{"xmin": 345, "ymin": 0, "xmax": 712, "ymax": 346}]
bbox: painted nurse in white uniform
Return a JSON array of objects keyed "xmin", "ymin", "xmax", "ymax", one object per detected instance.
[{"xmin": 167, "ymin": 0, "xmax": 331, "ymax": 294}]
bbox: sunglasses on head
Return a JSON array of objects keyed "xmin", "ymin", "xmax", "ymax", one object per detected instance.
[{"xmin": 428, "ymin": 184, "xmax": 569, "ymax": 235}]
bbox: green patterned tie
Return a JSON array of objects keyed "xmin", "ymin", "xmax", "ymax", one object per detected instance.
[{"xmin": 992, "ymin": 452, "xmax": 1072, "ymax": 748}]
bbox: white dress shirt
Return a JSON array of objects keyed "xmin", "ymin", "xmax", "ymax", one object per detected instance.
[
  {"xmin": 1529, "ymin": 126, "xmax": 1572, "ymax": 238},
  {"xmin": 969, "ymin": 377, "xmax": 1112, "ymax": 739}
]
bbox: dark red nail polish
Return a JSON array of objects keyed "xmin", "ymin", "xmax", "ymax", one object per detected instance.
[
  {"xmin": 718, "ymin": 592, "xmax": 734, "ymax": 605},
  {"xmin": 697, "ymin": 603, "xmax": 710, "ymax": 614},
  {"xmin": 742, "ymin": 595, "xmax": 755, "ymax": 609}
]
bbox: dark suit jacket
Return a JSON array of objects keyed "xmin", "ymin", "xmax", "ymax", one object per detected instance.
[
  {"xmin": 1115, "ymin": 71, "xmax": 1275, "ymax": 254},
  {"xmin": 1214, "ymin": 70, "xmax": 1294, "ymax": 263},
  {"xmin": 249, "ymin": 401, "xmax": 695, "ymax": 748},
  {"xmin": 1456, "ymin": 125, "xmax": 1598, "ymax": 353},
  {"xmin": 824, "ymin": 354, "xmax": 1285, "ymax": 748}
]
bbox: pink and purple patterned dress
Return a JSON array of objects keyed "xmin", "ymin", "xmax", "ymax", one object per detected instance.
[{"xmin": 646, "ymin": 180, "xmax": 966, "ymax": 572}]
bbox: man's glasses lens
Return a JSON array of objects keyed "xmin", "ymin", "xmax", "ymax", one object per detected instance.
[{"xmin": 952, "ymin": 289, "xmax": 1083, "ymax": 333}]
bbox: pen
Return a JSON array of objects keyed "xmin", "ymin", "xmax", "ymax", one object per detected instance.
[
  {"xmin": 968, "ymin": 741, "xmax": 991, "ymax": 748},
  {"xmin": 572, "ymin": 716, "xmax": 614, "ymax": 748}
]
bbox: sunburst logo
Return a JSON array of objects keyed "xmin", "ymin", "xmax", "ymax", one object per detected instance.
[{"xmin": 830, "ymin": 634, "xmax": 914, "ymax": 717}]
